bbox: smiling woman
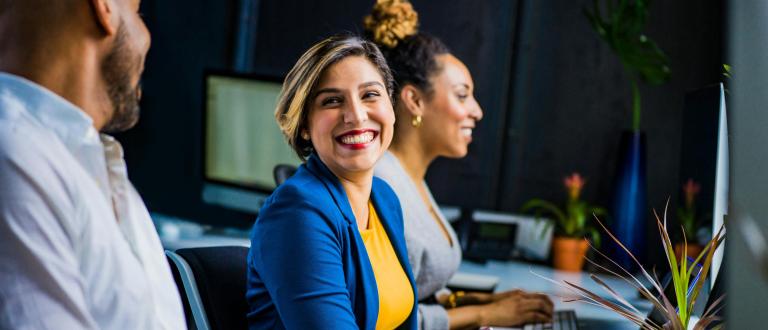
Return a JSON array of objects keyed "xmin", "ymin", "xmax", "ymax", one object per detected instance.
[
  {"xmin": 366, "ymin": 0, "xmax": 553, "ymax": 329},
  {"xmin": 246, "ymin": 35, "xmax": 417, "ymax": 330},
  {"xmin": 307, "ymin": 55, "xmax": 395, "ymax": 187}
]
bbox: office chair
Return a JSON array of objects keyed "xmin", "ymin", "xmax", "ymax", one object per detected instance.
[
  {"xmin": 166, "ymin": 246, "xmax": 249, "ymax": 330},
  {"xmin": 273, "ymin": 164, "xmax": 297, "ymax": 186}
]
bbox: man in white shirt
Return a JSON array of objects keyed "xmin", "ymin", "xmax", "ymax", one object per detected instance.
[{"xmin": 0, "ymin": 0, "xmax": 185, "ymax": 329}]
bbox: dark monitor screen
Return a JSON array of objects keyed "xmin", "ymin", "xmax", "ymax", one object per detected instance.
[
  {"xmin": 678, "ymin": 85, "xmax": 723, "ymax": 233},
  {"xmin": 678, "ymin": 83, "xmax": 728, "ymax": 281}
]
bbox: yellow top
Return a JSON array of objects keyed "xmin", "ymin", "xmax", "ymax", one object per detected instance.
[{"xmin": 360, "ymin": 201, "xmax": 414, "ymax": 330}]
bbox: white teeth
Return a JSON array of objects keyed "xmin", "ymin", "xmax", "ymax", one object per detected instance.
[
  {"xmin": 340, "ymin": 131, "xmax": 374, "ymax": 144},
  {"xmin": 461, "ymin": 128, "xmax": 472, "ymax": 137}
]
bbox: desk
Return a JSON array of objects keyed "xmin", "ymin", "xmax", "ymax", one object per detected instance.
[
  {"xmin": 458, "ymin": 260, "xmax": 653, "ymax": 330},
  {"xmin": 153, "ymin": 213, "xmax": 653, "ymax": 329}
]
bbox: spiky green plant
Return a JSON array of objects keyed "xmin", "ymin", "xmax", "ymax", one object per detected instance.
[
  {"xmin": 534, "ymin": 206, "xmax": 725, "ymax": 329},
  {"xmin": 584, "ymin": 0, "xmax": 671, "ymax": 131}
]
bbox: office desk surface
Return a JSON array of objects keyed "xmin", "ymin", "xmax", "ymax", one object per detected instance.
[
  {"xmin": 154, "ymin": 214, "xmax": 654, "ymax": 329},
  {"xmin": 458, "ymin": 260, "xmax": 654, "ymax": 330}
]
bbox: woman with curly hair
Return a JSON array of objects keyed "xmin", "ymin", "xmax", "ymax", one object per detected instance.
[{"xmin": 366, "ymin": 1, "xmax": 554, "ymax": 329}]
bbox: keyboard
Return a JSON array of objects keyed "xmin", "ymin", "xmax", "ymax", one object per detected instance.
[
  {"xmin": 479, "ymin": 310, "xmax": 579, "ymax": 330},
  {"xmin": 523, "ymin": 310, "xmax": 579, "ymax": 330}
]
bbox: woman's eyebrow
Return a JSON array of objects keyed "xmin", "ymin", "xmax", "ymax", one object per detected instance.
[
  {"xmin": 359, "ymin": 81, "xmax": 385, "ymax": 89},
  {"xmin": 314, "ymin": 87, "xmax": 342, "ymax": 98}
]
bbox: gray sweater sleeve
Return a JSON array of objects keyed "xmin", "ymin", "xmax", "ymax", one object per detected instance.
[{"xmin": 418, "ymin": 303, "xmax": 450, "ymax": 330}]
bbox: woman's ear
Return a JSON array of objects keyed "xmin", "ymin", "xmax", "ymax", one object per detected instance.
[{"xmin": 398, "ymin": 84, "xmax": 425, "ymax": 117}]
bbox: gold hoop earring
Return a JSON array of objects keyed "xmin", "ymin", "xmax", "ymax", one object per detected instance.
[
  {"xmin": 411, "ymin": 115, "xmax": 422, "ymax": 128},
  {"xmin": 301, "ymin": 131, "xmax": 310, "ymax": 140}
]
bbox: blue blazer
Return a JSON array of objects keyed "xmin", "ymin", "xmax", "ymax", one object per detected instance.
[{"xmin": 246, "ymin": 154, "xmax": 418, "ymax": 330}]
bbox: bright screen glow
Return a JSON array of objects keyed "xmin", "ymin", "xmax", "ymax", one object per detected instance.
[{"xmin": 205, "ymin": 75, "xmax": 300, "ymax": 190}]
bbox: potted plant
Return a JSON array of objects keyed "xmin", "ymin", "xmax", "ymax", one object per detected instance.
[
  {"xmin": 675, "ymin": 178, "xmax": 704, "ymax": 260},
  {"xmin": 522, "ymin": 173, "xmax": 608, "ymax": 272},
  {"xmin": 584, "ymin": 0, "xmax": 671, "ymax": 269},
  {"xmin": 536, "ymin": 208, "xmax": 725, "ymax": 330}
]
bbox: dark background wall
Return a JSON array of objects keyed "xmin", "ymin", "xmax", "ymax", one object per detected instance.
[{"xmin": 122, "ymin": 0, "xmax": 723, "ymax": 265}]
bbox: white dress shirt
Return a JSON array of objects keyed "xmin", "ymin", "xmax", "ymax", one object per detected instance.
[{"xmin": 0, "ymin": 73, "xmax": 186, "ymax": 329}]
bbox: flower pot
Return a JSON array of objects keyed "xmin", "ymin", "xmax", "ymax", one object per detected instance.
[
  {"xmin": 674, "ymin": 243, "xmax": 703, "ymax": 261},
  {"xmin": 552, "ymin": 237, "xmax": 589, "ymax": 272}
]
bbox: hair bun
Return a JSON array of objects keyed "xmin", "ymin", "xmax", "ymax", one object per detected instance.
[{"xmin": 363, "ymin": 0, "xmax": 419, "ymax": 49}]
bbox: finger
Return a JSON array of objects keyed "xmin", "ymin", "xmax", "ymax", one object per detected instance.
[
  {"xmin": 519, "ymin": 298, "xmax": 554, "ymax": 317},
  {"xmin": 500, "ymin": 289, "xmax": 524, "ymax": 299},
  {"xmin": 524, "ymin": 292, "xmax": 555, "ymax": 310},
  {"xmin": 523, "ymin": 310, "xmax": 552, "ymax": 323},
  {"xmin": 536, "ymin": 299, "xmax": 554, "ymax": 317}
]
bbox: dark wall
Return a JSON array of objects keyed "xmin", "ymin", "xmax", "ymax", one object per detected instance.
[
  {"xmin": 121, "ymin": 0, "xmax": 723, "ymax": 241},
  {"xmin": 118, "ymin": 0, "xmax": 249, "ymax": 227},
  {"xmin": 491, "ymin": 0, "xmax": 723, "ymax": 265},
  {"xmin": 493, "ymin": 0, "xmax": 723, "ymax": 213}
]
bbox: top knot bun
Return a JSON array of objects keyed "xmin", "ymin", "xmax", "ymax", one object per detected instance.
[{"xmin": 363, "ymin": 0, "xmax": 419, "ymax": 49}]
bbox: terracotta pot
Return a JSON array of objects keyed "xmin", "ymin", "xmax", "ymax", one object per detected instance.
[
  {"xmin": 552, "ymin": 237, "xmax": 589, "ymax": 272},
  {"xmin": 674, "ymin": 243, "xmax": 703, "ymax": 261}
]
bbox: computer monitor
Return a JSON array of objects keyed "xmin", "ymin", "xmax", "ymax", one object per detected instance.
[
  {"xmin": 202, "ymin": 71, "xmax": 301, "ymax": 213},
  {"xmin": 678, "ymin": 83, "xmax": 728, "ymax": 283}
]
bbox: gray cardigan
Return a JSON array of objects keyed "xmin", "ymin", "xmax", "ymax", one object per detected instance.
[{"xmin": 375, "ymin": 152, "xmax": 462, "ymax": 330}]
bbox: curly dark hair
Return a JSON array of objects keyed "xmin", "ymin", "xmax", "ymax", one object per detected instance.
[
  {"xmin": 376, "ymin": 33, "xmax": 449, "ymax": 96},
  {"xmin": 363, "ymin": 0, "xmax": 450, "ymax": 98}
]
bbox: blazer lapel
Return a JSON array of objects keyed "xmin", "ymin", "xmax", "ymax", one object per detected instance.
[{"xmin": 305, "ymin": 154, "xmax": 356, "ymax": 225}]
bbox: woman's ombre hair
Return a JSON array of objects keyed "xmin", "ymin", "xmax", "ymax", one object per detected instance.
[{"xmin": 275, "ymin": 34, "xmax": 395, "ymax": 160}]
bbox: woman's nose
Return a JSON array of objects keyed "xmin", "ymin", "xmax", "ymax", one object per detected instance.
[
  {"xmin": 344, "ymin": 99, "xmax": 368, "ymax": 124},
  {"xmin": 471, "ymin": 100, "xmax": 483, "ymax": 121}
]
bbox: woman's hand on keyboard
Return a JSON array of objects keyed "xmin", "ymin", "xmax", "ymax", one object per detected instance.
[{"xmin": 478, "ymin": 291, "xmax": 554, "ymax": 327}]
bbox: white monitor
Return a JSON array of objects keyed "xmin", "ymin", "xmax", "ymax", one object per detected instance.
[{"xmin": 711, "ymin": 84, "xmax": 727, "ymax": 282}]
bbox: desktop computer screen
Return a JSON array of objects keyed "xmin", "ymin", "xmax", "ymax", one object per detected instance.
[{"xmin": 203, "ymin": 72, "xmax": 301, "ymax": 213}]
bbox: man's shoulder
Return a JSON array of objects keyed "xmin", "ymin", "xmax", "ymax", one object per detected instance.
[
  {"xmin": 0, "ymin": 117, "xmax": 77, "ymax": 202},
  {"xmin": 0, "ymin": 119, "xmax": 67, "ymax": 172}
]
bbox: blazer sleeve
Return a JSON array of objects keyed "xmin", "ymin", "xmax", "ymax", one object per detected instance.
[{"xmin": 250, "ymin": 185, "xmax": 358, "ymax": 329}]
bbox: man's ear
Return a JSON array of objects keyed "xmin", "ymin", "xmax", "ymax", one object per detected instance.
[
  {"xmin": 89, "ymin": 0, "xmax": 118, "ymax": 36},
  {"xmin": 399, "ymin": 84, "xmax": 425, "ymax": 117}
]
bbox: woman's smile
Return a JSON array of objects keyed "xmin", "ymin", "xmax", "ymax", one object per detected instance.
[{"xmin": 335, "ymin": 129, "xmax": 379, "ymax": 149}]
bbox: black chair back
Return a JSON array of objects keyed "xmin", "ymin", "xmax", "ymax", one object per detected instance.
[
  {"xmin": 273, "ymin": 164, "xmax": 297, "ymax": 186},
  {"xmin": 174, "ymin": 246, "xmax": 249, "ymax": 330}
]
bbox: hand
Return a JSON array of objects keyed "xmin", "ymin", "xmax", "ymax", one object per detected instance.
[
  {"xmin": 438, "ymin": 291, "xmax": 497, "ymax": 307},
  {"xmin": 488, "ymin": 289, "xmax": 526, "ymax": 302},
  {"xmin": 477, "ymin": 291, "xmax": 554, "ymax": 327},
  {"xmin": 451, "ymin": 289, "xmax": 525, "ymax": 306}
]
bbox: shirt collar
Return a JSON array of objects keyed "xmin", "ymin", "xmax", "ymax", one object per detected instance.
[{"xmin": 0, "ymin": 72, "xmax": 99, "ymax": 148}]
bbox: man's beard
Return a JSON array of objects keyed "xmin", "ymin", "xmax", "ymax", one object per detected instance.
[{"xmin": 101, "ymin": 24, "xmax": 143, "ymax": 134}]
